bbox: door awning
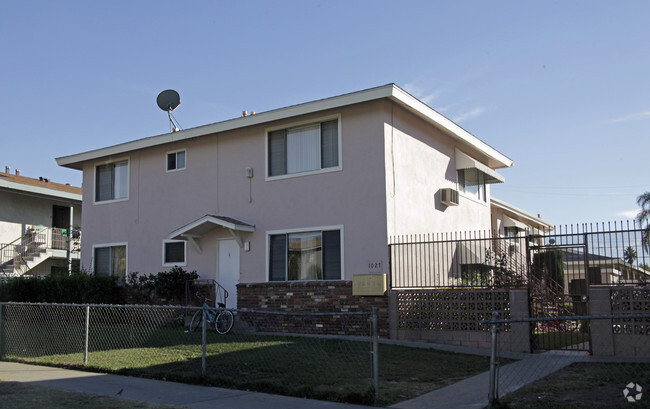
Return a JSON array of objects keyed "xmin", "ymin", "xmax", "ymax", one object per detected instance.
[
  {"xmin": 169, "ymin": 215, "xmax": 255, "ymax": 252},
  {"xmin": 455, "ymin": 149, "xmax": 505, "ymax": 184},
  {"xmin": 502, "ymin": 214, "xmax": 529, "ymax": 231}
]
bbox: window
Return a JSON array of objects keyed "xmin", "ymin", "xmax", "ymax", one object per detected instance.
[
  {"xmin": 163, "ymin": 240, "xmax": 186, "ymax": 266},
  {"xmin": 457, "ymin": 168, "xmax": 486, "ymax": 202},
  {"xmin": 95, "ymin": 160, "xmax": 129, "ymax": 202},
  {"xmin": 167, "ymin": 150, "xmax": 186, "ymax": 172},
  {"xmin": 504, "ymin": 227, "xmax": 519, "ymax": 239},
  {"xmin": 268, "ymin": 119, "xmax": 339, "ymax": 177},
  {"xmin": 94, "ymin": 244, "xmax": 127, "ymax": 281},
  {"xmin": 269, "ymin": 229, "xmax": 341, "ymax": 281}
]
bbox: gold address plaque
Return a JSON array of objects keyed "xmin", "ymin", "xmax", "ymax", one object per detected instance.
[{"xmin": 352, "ymin": 273, "xmax": 387, "ymax": 296}]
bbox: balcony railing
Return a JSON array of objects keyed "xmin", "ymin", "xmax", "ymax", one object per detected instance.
[{"xmin": 0, "ymin": 227, "xmax": 81, "ymax": 275}]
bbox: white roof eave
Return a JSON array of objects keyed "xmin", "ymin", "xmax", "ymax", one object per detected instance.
[
  {"xmin": 57, "ymin": 84, "xmax": 513, "ymax": 171},
  {"xmin": 389, "ymin": 87, "xmax": 513, "ymax": 169},
  {"xmin": 0, "ymin": 179, "xmax": 82, "ymax": 202},
  {"xmin": 491, "ymin": 197, "xmax": 554, "ymax": 230},
  {"xmin": 169, "ymin": 215, "xmax": 255, "ymax": 241}
]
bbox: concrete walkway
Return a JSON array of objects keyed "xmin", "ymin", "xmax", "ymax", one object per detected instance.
[
  {"xmin": 0, "ymin": 361, "xmax": 376, "ymax": 409},
  {"xmin": 390, "ymin": 351, "xmax": 584, "ymax": 409}
]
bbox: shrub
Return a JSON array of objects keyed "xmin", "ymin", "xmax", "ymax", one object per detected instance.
[
  {"xmin": 126, "ymin": 266, "xmax": 198, "ymax": 305},
  {"xmin": 0, "ymin": 273, "xmax": 121, "ymax": 304},
  {"xmin": 0, "ymin": 267, "xmax": 197, "ymax": 305}
]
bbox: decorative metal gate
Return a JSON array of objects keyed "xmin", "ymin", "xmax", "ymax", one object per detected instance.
[
  {"xmin": 528, "ymin": 237, "xmax": 591, "ymax": 352},
  {"xmin": 527, "ymin": 222, "xmax": 649, "ymax": 353},
  {"xmin": 389, "ymin": 221, "xmax": 649, "ymax": 353}
]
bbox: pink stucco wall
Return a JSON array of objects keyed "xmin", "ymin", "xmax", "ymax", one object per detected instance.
[
  {"xmin": 80, "ymin": 101, "xmax": 390, "ymax": 283},
  {"xmin": 79, "ymin": 98, "xmax": 494, "ymax": 289},
  {"xmin": 384, "ymin": 102, "xmax": 493, "ymax": 236}
]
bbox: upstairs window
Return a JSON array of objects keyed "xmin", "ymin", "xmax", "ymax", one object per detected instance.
[
  {"xmin": 458, "ymin": 168, "xmax": 486, "ymax": 202},
  {"xmin": 167, "ymin": 150, "xmax": 186, "ymax": 172},
  {"xmin": 269, "ymin": 229, "xmax": 342, "ymax": 281},
  {"xmin": 268, "ymin": 119, "xmax": 339, "ymax": 177},
  {"xmin": 95, "ymin": 160, "xmax": 129, "ymax": 202}
]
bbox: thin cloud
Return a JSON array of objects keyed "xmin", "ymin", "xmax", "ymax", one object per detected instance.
[
  {"xmin": 606, "ymin": 111, "xmax": 650, "ymax": 124},
  {"xmin": 403, "ymin": 81, "xmax": 441, "ymax": 106},
  {"xmin": 453, "ymin": 107, "xmax": 485, "ymax": 123},
  {"xmin": 420, "ymin": 91, "xmax": 441, "ymax": 105},
  {"xmin": 615, "ymin": 210, "xmax": 639, "ymax": 219}
]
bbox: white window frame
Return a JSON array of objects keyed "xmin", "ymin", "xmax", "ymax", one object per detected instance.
[
  {"xmin": 166, "ymin": 149, "xmax": 186, "ymax": 173},
  {"xmin": 265, "ymin": 114, "xmax": 342, "ymax": 181},
  {"xmin": 92, "ymin": 242, "xmax": 128, "ymax": 279},
  {"xmin": 266, "ymin": 225, "xmax": 344, "ymax": 281},
  {"xmin": 457, "ymin": 168, "xmax": 488, "ymax": 204},
  {"xmin": 93, "ymin": 157, "xmax": 130, "ymax": 205},
  {"xmin": 162, "ymin": 239, "xmax": 187, "ymax": 267}
]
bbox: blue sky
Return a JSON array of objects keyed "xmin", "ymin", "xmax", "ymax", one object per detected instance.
[{"xmin": 2, "ymin": 1, "xmax": 648, "ymax": 227}]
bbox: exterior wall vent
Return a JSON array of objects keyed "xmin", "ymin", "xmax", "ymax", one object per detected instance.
[{"xmin": 440, "ymin": 188, "xmax": 459, "ymax": 206}]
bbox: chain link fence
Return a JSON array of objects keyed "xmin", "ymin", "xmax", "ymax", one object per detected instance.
[
  {"xmin": 485, "ymin": 313, "xmax": 650, "ymax": 408},
  {"xmin": 0, "ymin": 302, "xmax": 377, "ymax": 403}
]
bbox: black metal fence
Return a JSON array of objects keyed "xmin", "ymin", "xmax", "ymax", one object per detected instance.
[
  {"xmin": 389, "ymin": 231, "xmax": 530, "ymax": 289},
  {"xmin": 389, "ymin": 221, "xmax": 649, "ymax": 290}
]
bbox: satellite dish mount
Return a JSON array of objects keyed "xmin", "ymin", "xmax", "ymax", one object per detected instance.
[{"xmin": 156, "ymin": 90, "xmax": 181, "ymax": 132}]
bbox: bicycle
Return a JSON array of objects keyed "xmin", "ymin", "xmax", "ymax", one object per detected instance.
[{"xmin": 189, "ymin": 295, "xmax": 234, "ymax": 334}]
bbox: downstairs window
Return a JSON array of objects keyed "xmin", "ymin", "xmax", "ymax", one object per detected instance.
[{"xmin": 269, "ymin": 229, "xmax": 341, "ymax": 281}]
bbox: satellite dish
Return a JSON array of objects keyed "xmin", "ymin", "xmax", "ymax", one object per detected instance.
[
  {"xmin": 157, "ymin": 90, "xmax": 180, "ymax": 112},
  {"xmin": 156, "ymin": 90, "xmax": 181, "ymax": 132}
]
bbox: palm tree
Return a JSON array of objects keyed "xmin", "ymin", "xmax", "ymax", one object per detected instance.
[{"xmin": 637, "ymin": 192, "xmax": 650, "ymax": 251}]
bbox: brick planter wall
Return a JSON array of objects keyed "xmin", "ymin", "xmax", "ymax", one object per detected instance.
[{"xmin": 237, "ymin": 281, "xmax": 389, "ymax": 337}]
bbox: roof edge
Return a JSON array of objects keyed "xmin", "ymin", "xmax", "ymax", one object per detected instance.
[
  {"xmin": 491, "ymin": 197, "xmax": 553, "ymax": 229},
  {"xmin": 0, "ymin": 178, "xmax": 82, "ymax": 202},
  {"xmin": 389, "ymin": 86, "xmax": 513, "ymax": 169},
  {"xmin": 57, "ymin": 83, "xmax": 513, "ymax": 171}
]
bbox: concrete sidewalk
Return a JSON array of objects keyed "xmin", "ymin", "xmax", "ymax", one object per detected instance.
[
  {"xmin": 390, "ymin": 351, "xmax": 583, "ymax": 409},
  {"xmin": 0, "ymin": 361, "xmax": 377, "ymax": 409}
]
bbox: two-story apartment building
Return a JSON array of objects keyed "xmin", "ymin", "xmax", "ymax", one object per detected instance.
[
  {"xmin": 56, "ymin": 84, "xmax": 512, "ymax": 309},
  {"xmin": 0, "ymin": 168, "xmax": 82, "ymax": 278}
]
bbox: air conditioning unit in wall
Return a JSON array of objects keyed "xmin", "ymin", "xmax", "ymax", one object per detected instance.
[{"xmin": 440, "ymin": 188, "xmax": 460, "ymax": 206}]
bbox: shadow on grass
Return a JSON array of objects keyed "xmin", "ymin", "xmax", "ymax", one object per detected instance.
[
  {"xmin": 5, "ymin": 329, "xmax": 376, "ymax": 405},
  {"xmin": 2, "ymin": 309, "xmax": 492, "ymax": 406}
]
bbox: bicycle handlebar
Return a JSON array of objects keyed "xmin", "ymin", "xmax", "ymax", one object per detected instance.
[{"xmin": 195, "ymin": 292, "xmax": 212, "ymax": 303}]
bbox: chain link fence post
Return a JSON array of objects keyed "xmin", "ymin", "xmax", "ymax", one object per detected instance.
[
  {"xmin": 0, "ymin": 303, "xmax": 5, "ymax": 360},
  {"xmin": 201, "ymin": 307, "xmax": 207, "ymax": 376},
  {"xmin": 83, "ymin": 305, "xmax": 90, "ymax": 365},
  {"xmin": 372, "ymin": 306, "xmax": 379, "ymax": 401},
  {"xmin": 488, "ymin": 311, "xmax": 500, "ymax": 407}
]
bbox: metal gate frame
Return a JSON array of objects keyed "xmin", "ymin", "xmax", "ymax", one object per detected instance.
[{"xmin": 528, "ymin": 234, "xmax": 592, "ymax": 353}]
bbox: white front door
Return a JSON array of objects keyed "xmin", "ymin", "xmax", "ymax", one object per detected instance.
[{"xmin": 216, "ymin": 239, "xmax": 240, "ymax": 309}]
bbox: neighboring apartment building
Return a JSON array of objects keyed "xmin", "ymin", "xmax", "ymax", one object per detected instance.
[
  {"xmin": 491, "ymin": 197, "xmax": 553, "ymax": 237},
  {"xmin": 0, "ymin": 168, "xmax": 82, "ymax": 278},
  {"xmin": 56, "ymin": 84, "xmax": 513, "ymax": 308}
]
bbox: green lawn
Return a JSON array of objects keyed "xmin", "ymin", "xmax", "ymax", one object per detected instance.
[
  {"xmin": 1, "ymin": 322, "xmax": 493, "ymax": 406},
  {"xmin": 495, "ymin": 362, "xmax": 650, "ymax": 409}
]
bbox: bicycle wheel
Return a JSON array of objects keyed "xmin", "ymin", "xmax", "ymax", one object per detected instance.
[
  {"xmin": 189, "ymin": 310, "xmax": 203, "ymax": 332},
  {"xmin": 214, "ymin": 310, "xmax": 234, "ymax": 334}
]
